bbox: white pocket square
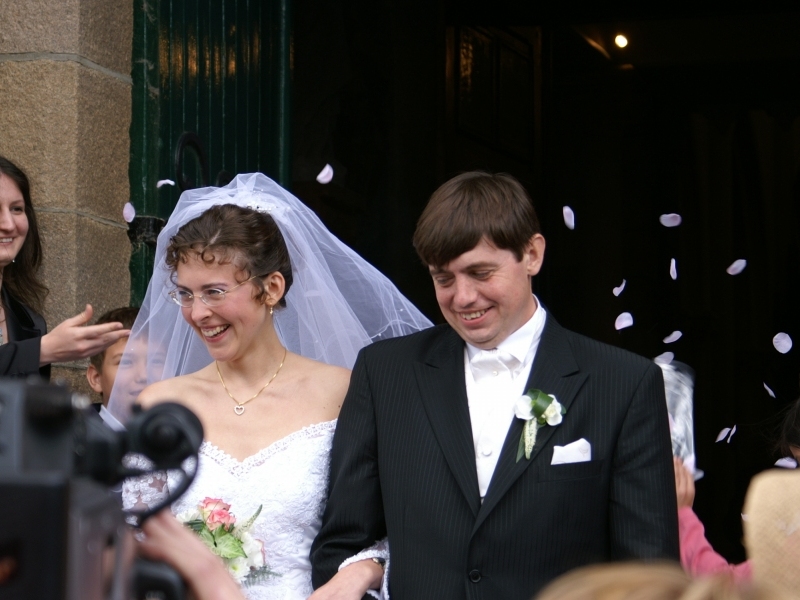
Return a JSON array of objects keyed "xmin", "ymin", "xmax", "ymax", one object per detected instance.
[{"xmin": 551, "ymin": 438, "xmax": 591, "ymax": 465}]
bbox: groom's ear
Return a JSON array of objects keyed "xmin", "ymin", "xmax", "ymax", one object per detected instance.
[
  {"xmin": 262, "ymin": 271, "xmax": 286, "ymax": 304},
  {"xmin": 524, "ymin": 234, "xmax": 546, "ymax": 277}
]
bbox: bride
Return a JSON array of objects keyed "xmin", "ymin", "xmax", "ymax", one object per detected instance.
[{"xmin": 111, "ymin": 174, "xmax": 431, "ymax": 599}]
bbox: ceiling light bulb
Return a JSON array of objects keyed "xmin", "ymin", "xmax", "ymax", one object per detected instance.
[{"xmin": 615, "ymin": 35, "xmax": 628, "ymax": 48}]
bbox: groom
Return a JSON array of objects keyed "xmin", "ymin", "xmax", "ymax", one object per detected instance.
[{"xmin": 311, "ymin": 172, "xmax": 679, "ymax": 599}]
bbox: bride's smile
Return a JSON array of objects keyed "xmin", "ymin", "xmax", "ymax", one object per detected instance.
[{"xmin": 175, "ymin": 255, "xmax": 275, "ymax": 364}]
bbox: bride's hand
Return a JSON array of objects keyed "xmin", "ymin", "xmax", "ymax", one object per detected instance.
[{"xmin": 308, "ymin": 559, "xmax": 384, "ymax": 600}]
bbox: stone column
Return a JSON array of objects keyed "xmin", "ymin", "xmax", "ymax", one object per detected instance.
[{"xmin": 0, "ymin": 0, "xmax": 133, "ymax": 392}]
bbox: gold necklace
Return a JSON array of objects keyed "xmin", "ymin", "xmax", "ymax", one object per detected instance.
[{"xmin": 216, "ymin": 347, "xmax": 287, "ymax": 415}]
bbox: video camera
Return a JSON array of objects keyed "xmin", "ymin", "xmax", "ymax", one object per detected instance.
[{"xmin": 0, "ymin": 379, "xmax": 204, "ymax": 600}]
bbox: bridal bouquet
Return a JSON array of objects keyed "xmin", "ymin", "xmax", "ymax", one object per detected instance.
[{"xmin": 178, "ymin": 497, "xmax": 277, "ymax": 586}]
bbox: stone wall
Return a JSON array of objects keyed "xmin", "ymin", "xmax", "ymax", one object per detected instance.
[{"xmin": 0, "ymin": 0, "xmax": 133, "ymax": 394}]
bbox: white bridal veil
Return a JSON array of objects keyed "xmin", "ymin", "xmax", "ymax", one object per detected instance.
[{"xmin": 108, "ymin": 173, "xmax": 432, "ymax": 421}]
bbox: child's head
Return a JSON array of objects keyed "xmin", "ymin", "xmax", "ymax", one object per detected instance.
[{"xmin": 86, "ymin": 307, "xmax": 140, "ymax": 405}]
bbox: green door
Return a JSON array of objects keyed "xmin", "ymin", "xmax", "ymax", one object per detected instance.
[{"xmin": 128, "ymin": 0, "xmax": 291, "ymax": 305}]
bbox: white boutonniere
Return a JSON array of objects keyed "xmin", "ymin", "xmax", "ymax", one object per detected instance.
[{"xmin": 514, "ymin": 389, "xmax": 565, "ymax": 462}]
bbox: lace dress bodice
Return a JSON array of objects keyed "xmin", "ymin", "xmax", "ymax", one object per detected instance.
[{"xmin": 124, "ymin": 420, "xmax": 337, "ymax": 600}]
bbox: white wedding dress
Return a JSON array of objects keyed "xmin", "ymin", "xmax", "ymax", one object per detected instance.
[{"xmin": 124, "ymin": 420, "xmax": 340, "ymax": 600}]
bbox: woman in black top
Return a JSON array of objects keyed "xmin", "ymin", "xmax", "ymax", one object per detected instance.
[{"xmin": 0, "ymin": 156, "xmax": 130, "ymax": 379}]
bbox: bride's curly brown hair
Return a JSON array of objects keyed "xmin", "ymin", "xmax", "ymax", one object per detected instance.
[{"xmin": 165, "ymin": 204, "xmax": 294, "ymax": 307}]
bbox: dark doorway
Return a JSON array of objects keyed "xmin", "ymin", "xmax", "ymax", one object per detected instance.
[{"xmin": 292, "ymin": 4, "xmax": 800, "ymax": 561}]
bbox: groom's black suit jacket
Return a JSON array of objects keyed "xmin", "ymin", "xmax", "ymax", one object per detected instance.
[{"xmin": 311, "ymin": 316, "xmax": 679, "ymax": 599}]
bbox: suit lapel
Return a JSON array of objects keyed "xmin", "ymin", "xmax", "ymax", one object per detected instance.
[
  {"xmin": 414, "ymin": 328, "xmax": 482, "ymax": 517},
  {"xmin": 473, "ymin": 316, "xmax": 588, "ymax": 532}
]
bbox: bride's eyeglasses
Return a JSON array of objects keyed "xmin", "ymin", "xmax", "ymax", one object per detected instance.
[{"xmin": 169, "ymin": 275, "xmax": 261, "ymax": 307}]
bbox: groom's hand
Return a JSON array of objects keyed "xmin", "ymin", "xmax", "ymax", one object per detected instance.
[{"xmin": 308, "ymin": 559, "xmax": 383, "ymax": 600}]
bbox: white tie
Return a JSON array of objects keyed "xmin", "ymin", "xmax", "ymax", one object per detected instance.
[{"xmin": 470, "ymin": 349, "xmax": 520, "ymax": 382}]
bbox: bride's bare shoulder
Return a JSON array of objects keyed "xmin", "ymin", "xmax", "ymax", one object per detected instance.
[
  {"xmin": 289, "ymin": 354, "xmax": 351, "ymax": 411},
  {"xmin": 137, "ymin": 369, "xmax": 212, "ymax": 409}
]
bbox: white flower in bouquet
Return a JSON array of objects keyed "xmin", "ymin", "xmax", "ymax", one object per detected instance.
[
  {"xmin": 241, "ymin": 532, "xmax": 265, "ymax": 569},
  {"xmin": 228, "ymin": 557, "xmax": 251, "ymax": 584}
]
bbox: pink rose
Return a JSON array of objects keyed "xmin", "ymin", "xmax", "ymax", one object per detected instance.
[
  {"xmin": 199, "ymin": 497, "xmax": 231, "ymax": 519},
  {"xmin": 206, "ymin": 508, "xmax": 236, "ymax": 532}
]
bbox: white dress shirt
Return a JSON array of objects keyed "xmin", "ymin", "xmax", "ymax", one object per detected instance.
[
  {"xmin": 99, "ymin": 404, "xmax": 126, "ymax": 432},
  {"xmin": 465, "ymin": 298, "xmax": 547, "ymax": 499}
]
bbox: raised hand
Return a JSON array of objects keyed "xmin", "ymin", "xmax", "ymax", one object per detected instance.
[
  {"xmin": 673, "ymin": 456, "xmax": 696, "ymax": 509},
  {"xmin": 39, "ymin": 304, "xmax": 131, "ymax": 366}
]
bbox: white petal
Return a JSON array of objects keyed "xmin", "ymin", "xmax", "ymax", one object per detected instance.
[
  {"xmin": 775, "ymin": 457, "xmax": 798, "ymax": 469},
  {"xmin": 122, "ymin": 202, "xmax": 136, "ymax": 223},
  {"xmin": 614, "ymin": 312, "xmax": 633, "ymax": 330},
  {"xmin": 316, "ymin": 164, "xmax": 334, "ymax": 184},
  {"xmin": 764, "ymin": 382, "xmax": 776, "ymax": 398},
  {"xmin": 562, "ymin": 206, "xmax": 575, "ymax": 230},
  {"xmin": 654, "ymin": 351, "xmax": 674, "ymax": 365},
  {"xmin": 726, "ymin": 259, "xmax": 747, "ymax": 275},
  {"xmin": 727, "ymin": 424, "xmax": 737, "ymax": 443},
  {"xmin": 612, "ymin": 279, "xmax": 626, "ymax": 296},
  {"xmin": 659, "ymin": 213, "xmax": 682, "ymax": 227},
  {"xmin": 670, "ymin": 258, "xmax": 677, "ymax": 280},
  {"xmin": 773, "ymin": 332, "xmax": 793, "ymax": 354},
  {"xmin": 156, "ymin": 179, "xmax": 175, "ymax": 188},
  {"xmin": 716, "ymin": 427, "xmax": 731, "ymax": 443},
  {"xmin": 663, "ymin": 330, "xmax": 682, "ymax": 344}
]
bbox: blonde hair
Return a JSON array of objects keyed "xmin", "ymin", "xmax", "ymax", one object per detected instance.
[
  {"xmin": 535, "ymin": 562, "xmax": 787, "ymax": 600},
  {"xmin": 744, "ymin": 470, "xmax": 800, "ymax": 599}
]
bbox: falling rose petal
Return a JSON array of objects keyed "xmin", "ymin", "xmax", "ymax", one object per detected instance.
[
  {"xmin": 316, "ymin": 164, "xmax": 334, "ymax": 184},
  {"xmin": 727, "ymin": 424, "xmax": 737, "ymax": 443},
  {"xmin": 763, "ymin": 383, "xmax": 776, "ymax": 398},
  {"xmin": 122, "ymin": 202, "xmax": 136, "ymax": 223},
  {"xmin": 715, "ymin": 428, "xmax": 731, "ymax": 443},
  {"xmin": 726, "ymin": 259, "xmax": 747, "ymax": 275},
  {"xmin": 156, "ymin": 179, "xmax": 175, "ymax": 188},
  {"xmin": 659, "ymin": 213, "xmax": 682, "ymax": 227},
  {"xmin": 773, "ymin": 332, "xmax": 793, "ymax": 354},
  {"xmin": 663, "ymin": 331, "xmax": 682, "ymax": 344},
  {"xmin": 775, "ymin": 457, "xmax": 798, "ymax": 469},
  {"xmin": 612, "ymin": 279, "xmax": 626, "ymax": 296},
  {"xmin": 670, "ymin": 258, "xmax": 677, "ymax": 280},
  {"xmin": 562, "ymin": 206, "xmax": 575, "ymax": 230},
  {"xmin": 654, "ymin": 351, "xmax": 674, "ymax": 365},
  {"xmin": 614, "ymin": 312, "xmax": 633, "ymax": 330}
]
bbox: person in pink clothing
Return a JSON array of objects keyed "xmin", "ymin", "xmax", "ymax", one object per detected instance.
[
  {"xmin": 675, "ymin": 399, "xmax": 800, "ymax": 583},
  {"xmin": 674, "ymin": 457, "xmax": 752, "ymax": 583}
]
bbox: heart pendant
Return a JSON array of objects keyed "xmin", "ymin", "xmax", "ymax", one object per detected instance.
[{"xmin": 234, "ymin": 405, "xmax": 245, "ymax": 415}]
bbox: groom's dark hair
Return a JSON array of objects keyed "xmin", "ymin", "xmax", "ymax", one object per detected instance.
[{"xmin": 413, "ymin": 171, "xmax": 541, "ymax": 268}]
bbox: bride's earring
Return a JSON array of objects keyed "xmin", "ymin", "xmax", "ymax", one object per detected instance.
[{"xmin": 270, "ymin": 305, "xmax": 274, "ymax": 316}]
